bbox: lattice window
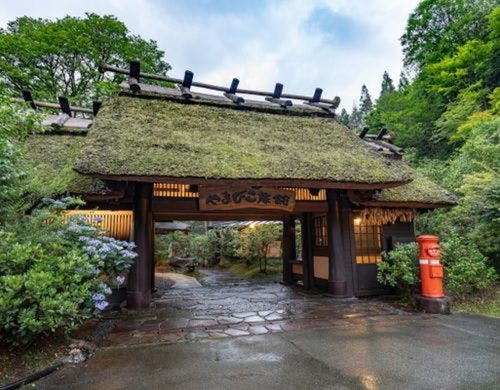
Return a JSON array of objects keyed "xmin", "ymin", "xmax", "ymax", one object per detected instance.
[
  {"xmin": 313, "ymin": 216, "xmax": 328, "ymax": 247},
  {"xmin": 354, "ymin": 220, "xmax": 382, "ymax": 264}
]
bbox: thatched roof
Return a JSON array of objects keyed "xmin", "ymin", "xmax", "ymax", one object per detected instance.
[
  {"xmin": 73, "ymin": 94, "xmax": 412, "ymax": 189},
  {"xmin": 369, "ymin": 169, "xmax": 458, "ymax": 207},
  {"xmin": 22, "ymin": 134, "xmax": 115, "ymax": 196}
]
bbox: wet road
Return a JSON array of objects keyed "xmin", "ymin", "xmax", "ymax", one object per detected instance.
[{"xmin": 33, "ymin": 269, "xmax": 500, "ymax": 389}]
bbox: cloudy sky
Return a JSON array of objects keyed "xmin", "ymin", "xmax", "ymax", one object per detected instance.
[{"xmin": 0, "ymin": 0, "xmax": 420, "ymax": 111}]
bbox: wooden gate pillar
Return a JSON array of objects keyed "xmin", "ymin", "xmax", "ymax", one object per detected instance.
[
  {"xmin": 326, "ymin": 189, "xmax": 348, "ymax": 296},
  {"xmin": 128, "ymin": 182, "xmax": 154, "ymax": 309},
  {"xmin": 301, "ymin": 213, "xmax": 314, "ymax": 290},
  {"xmin": 282, "ymin": 215, "xmax": 296, "ymax": 284}
]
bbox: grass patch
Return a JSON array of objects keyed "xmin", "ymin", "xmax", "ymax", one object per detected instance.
[
  {"xmin": 227, "ymin": 259, "xmax": 282, "ymax": 279},
  {"xmin": 452, "ymin": 284, "xmax": 500, "ymax": 318}
]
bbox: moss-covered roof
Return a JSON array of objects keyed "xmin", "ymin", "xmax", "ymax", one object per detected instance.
[
  {"xmin": 73, "ymin": 95, "xmax": 411, "ymax": 188},
  {"xmin": 369, "ymin": 168, "xmax": 458, "ymax": 207},
  {"xmin": 22, "ymin": 134, "xmax": 113, "ymax": 195}
]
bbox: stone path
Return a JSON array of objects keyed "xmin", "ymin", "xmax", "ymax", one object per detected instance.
[{"xmin": 99, "ymin": 268, "xmax": 415, "ymax": 346}]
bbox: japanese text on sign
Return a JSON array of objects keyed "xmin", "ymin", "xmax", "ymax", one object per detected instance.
[{"xmin": 199, "ymin": 187, "xmax": 295, "ymax": 212}]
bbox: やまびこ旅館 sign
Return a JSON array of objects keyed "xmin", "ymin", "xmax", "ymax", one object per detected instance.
[{"xmin": 199, "ymin": 186, "xmax": 295, "ymax": 212}]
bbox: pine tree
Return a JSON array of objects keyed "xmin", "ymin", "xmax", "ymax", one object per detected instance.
[
  {"xmin": 348, "ymin": 105, "xmax": 363, "ymax": 130},
  {"xmin": 359, "ymin": 85, "xmax": 373, "ymax": 119},
  {"xmin": 338, "ymin": 108, "xmax": 350, "ymax": 126},
  {"xmin": 398, "ymin": 71, "xmax": 409, "ymax": 91},
  {"xmin": 380, "ymin": 71, "xmax": 395, "ymax": 97}
]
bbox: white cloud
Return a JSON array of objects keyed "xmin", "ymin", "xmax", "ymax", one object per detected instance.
[{"xmin": 0, "ymin": 0, "xmax": 420, "ymax": 111}]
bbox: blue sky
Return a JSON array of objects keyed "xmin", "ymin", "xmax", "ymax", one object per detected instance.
[{"xmin": 0, "ymin": 0, "xmax": 421, "ymax": 111}]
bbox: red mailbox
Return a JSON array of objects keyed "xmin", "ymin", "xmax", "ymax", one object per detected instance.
[{"xmin": 417, "ymin": 235, "xmax": 445, "ymax": 298}]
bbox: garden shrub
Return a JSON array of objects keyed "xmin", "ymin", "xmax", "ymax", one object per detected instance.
[
  {"xmin": 0, "ymin": 198, "xmax": 137, "ymax": 346},
  {"xmin": 377, "ymin": 242, "xmax": 420, "ymax": 303},
  {"xmin": 440, "ymin": 235, "xmax": 497, "ymax": 300}
]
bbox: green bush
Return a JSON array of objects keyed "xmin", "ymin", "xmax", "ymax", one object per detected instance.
[
  {"xmin": 441, "ymin": 235, "xmax": 497, "ymax": 299},
  {"xmin": 0, "ymin": 198, "xmax": 137, "ymax": 346},
  {"xmin": 377, "ymin": 242, "xmax": 420, "ymax": 303}
]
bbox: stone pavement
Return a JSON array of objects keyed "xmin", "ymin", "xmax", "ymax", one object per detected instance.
[{"xmin": 97, "ymin": 268, "xmax": 415, "ymax": 347}]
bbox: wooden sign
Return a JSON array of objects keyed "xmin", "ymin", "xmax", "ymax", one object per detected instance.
[{"xmin": 199, "ymin": 186, "xmax": 295, "ymax": 212}]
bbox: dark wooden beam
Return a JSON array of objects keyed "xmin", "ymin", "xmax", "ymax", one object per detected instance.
[
  {"xmin": 89, "ymin": 175, "xmax": 411, "ymax": 190},
  {"xmin": 92, "ymin": 101, "xmax": 102, "ymax": 116},
  {"xmin": 21, "ymin": 89, "xmax": 37, "ymax": 110},
  {"xmin": 12, "ymin": 98, "xmax": 93, "ymax": 114},
  {"xmin": 180, "ymin": 70, "xmax": 194, "ymax": 98},
  {"xmin": 301, "ymin": 213, "xmax": 314, "ymax": 290},
  {"xmin": 127, "ymin": 182, "xmax": 153, "ymax": 309},
  {"xmin": 100, "ymin": 63, "xmax": 340, "ymax": 105},
  {"xmin": 376, "ymin": 128, "xmax": 388, "ymax": 140},
  {"xmin": 359, "ymin": 126, "xmax": 370, "ymax": 139},
  {"xmin": 326, "ymin": 189, "xmax": 347, "ymax": 296},
  {"xmin": 58, "ymin": 96, "xmax": 72, "ymax": 116},
  {"xmin": 282, "ymin": 215, "xmax": 296, "ymax": 284}
]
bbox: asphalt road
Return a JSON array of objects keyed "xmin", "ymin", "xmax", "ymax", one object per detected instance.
[{"xmin": 33, "ymin": 313, "xmax": 499, "ymax": 390}]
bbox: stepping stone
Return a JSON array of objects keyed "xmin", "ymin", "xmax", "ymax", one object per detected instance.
[
  {"xmin": 233, "ymin": 312, "xmax": 257, "ymax": 318},
  {"xmin": 248, "ymin": 325, "xmax": 268, "ymax": 335},
  {"xmin": 224, "ymin": 328, "xmax": 250, "ymax": 337},
  {"xmin": 244, "ymin": 315, "xmax": 266, "ymax": 323},
  {"xmin": 217, "ymin": 316, "xmax": 243, "ymax": 325}
]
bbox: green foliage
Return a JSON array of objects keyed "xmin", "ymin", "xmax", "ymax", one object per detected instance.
[
  {"xmin": 338, "ymin": 108, "xmax": 350, "ymax": 126},
  {"xmin": 0, "ymin": 13, "xmax": 170, "ymax": 104},
  {"xmin": 440, "ymin": 236, "xmax": 497, "ymax": 299},
  {"xmin": 0, "ymin": 87, "xmax": 43, "ymax": 223},
  {"xmin": 243, "ymin": 224, "xmax": 281, "ymax": 272},
  {"xmin": 377, "ymin": 242, "xmax": 420, "ymax": 303},
  {"xmin": 0, "ymin": 198, "xmax": 137, "ymax": 346},
  {"xmin": 380, "ymin": 71, "xmax": 395, "ymax": 97},
  {"xmin": 401, "ymin": 0, "xmax": 495, "ymax": 70}
]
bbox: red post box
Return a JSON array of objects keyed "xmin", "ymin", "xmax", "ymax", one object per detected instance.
[{"xmin": 417, "ymin": 235, "xmax": 445, "ymax": 298}]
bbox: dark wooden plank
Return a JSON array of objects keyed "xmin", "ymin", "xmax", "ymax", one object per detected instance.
[
  {"xmin": 301, "ymin": 213, "xmax": 314, "ymax": 290},
  {"xmin": 326, "ymin": 189, "xmax": 348, "ymax": 296}
]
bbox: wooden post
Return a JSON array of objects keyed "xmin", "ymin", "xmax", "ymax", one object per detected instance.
[
  {"xmin": 301, "ymin": 213, "xmax": 314, "ymax": 290},
  {"xmin": 339, "ymin": 193, "xmax": 355, "ymax": 296},
  {"xmin": 127, "ymin": 182, "xmax": 153, "ymax": 309},
  {"xmin": 282, "ymin": 215, "xmax": 296, "ymax": 284},
  {"xmin": 326, "ymin": 190, "xmax": 348, "ymax": 296}
]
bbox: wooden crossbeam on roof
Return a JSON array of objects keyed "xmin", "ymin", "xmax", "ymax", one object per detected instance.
[
  {"xmin": 13, "ymin": 96, "xmax": 97, "ymax": 116},
  {"xmin": 99, "ymin": 62, "xmax": 341, "ymax": 109}
]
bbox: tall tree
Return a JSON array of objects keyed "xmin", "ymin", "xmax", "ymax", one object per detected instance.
[
  {"xmin": 338, "ymin": 108, "xmax": 350, "ymax": 126},
  {"xmin": 359, "ymin": 85, "xmax": 373, "ymax": 119},
  {"xmin": 380, "ymin": 71, "xmax": 395, "ymax": 97},
  {"xmin": 0, "ymin": 13, "xmax": 170, "ymax": 105},
  {"xmin": 348, "ymin": 105, "xmax": 363, "ymax": 131},
  {"xmin": 401, "ymin": 0, "xmax": 496, "ymax": 70},
  {"xmin": 398, "ymin": 71, "xmax": 410, "ymax": 91}
]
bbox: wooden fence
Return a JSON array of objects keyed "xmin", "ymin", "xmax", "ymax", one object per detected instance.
[{"xmin": 64, "ymin": 210, "xmax": 133, "ymax": 240}]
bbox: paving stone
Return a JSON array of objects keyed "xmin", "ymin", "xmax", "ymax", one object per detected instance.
[
  {"xmin": 248, "ymin": 325, "xmax": 269, "ymax": 335},
  {"xmin": 244, "ymin": 315, "xmax": 266, "ymax": 323},
  {"xmin": 233, "ymin": 312, "xmax": 257, "ymax": 318},
  {"xmin": 224, "ymin": 328, "xmax": 250, "ymax": 337},
  {"xmin": 159, "ymin": 332, "xmax": 185, "ymax": 343},
  {"xmin": 216, "ymin": 316, "xmax": 243, "ymax": 325},
  {"xmin": 187, "ymin": 319, "xmax": 218, "ymax": 328},
  {"xmin": 265, "ymin": 323, "xmax": 283, "ymax": 332},
  {"xmin": 258, "ymin": 310, "xmax": 274, "ymax": 317},
  {"xmin": 265, "ymin": 313, "xmax": 285, "ymax": 321}
]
